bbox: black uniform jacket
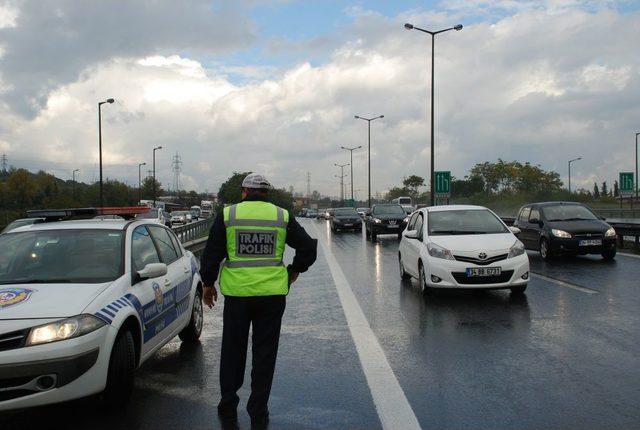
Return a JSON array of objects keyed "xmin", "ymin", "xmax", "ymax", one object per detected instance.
[{"xmin": 199, "ymin": 195, "xmax": 318, "ymax": 286}]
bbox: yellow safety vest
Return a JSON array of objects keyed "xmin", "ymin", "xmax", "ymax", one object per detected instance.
[{"xmin": 220, "ymin": 201, "xmax": 289, "ymax": 296}]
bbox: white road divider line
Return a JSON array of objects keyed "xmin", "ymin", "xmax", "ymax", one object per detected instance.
[
  {"xmin": 531, "ymin": 272, "xmax": 598, "ymax": 294},
  {"xmin": 618, "ymin": 252, "xmax": 640, "ymax": 260},
  {"xmin": 309, "ymin": 222, "xmax": 422, "ymax": 430}
]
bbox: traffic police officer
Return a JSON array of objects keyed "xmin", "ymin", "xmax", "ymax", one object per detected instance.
[{"xmin": 200, "ymin": 173, "xmax": 317, "ymax": 429}]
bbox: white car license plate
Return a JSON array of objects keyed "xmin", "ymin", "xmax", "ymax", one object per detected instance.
[
  {"xmin": 579, "ymin": 239, "xmax": 602, "ymax": 246},
  {"xmin": 466, "ymin": 267, "xmax": 501, "ymax": 277},
  {"xmin": 343, "ymin": 223, "xmax": 352, "ymax": 227}
]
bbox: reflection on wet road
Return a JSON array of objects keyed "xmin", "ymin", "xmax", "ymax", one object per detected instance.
[{"xmin": 1, "ymin": 218, "xmax": 638, "ymax": 429}]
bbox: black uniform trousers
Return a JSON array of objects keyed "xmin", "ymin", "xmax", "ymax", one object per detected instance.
[{"xmin": 218, "ymin": 295, "xmax": 286, "ymax": 419}]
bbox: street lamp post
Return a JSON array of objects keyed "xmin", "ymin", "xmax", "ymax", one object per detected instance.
[
  {"xmin": 635, "ymin": 132, "xmax": 639, "ymax": 204},
  {"xmin": 568, "ymin": 157, "xmax": 581, "ymax": 194},
  {"xmin": 404, "ymin": 22, "xmax": 462, "ymax": 206},
  {"xmin": 152, "ymin": 146, "xmax": 162, "ymax": 207},
  {"xmin": 354, "ymin": 115, "xmax": 384, "ymax": 208},
  {"xmin": 138, "ymin": 162, "xmax": 146, "ymax": 203},
  {"xmin": 340, "ymin": 145, "xmax": 362, "ymax": 204},
  {"xmin": 98, "ymin": 98, "xmax": 115, "ymax": 207},
  {"xmin": 72, "ymin": 169, "xmax": 79, "ymax": 198},
  {"xmin": 335, "ymin": 163, "xmax": 349, "ymax": 204}
]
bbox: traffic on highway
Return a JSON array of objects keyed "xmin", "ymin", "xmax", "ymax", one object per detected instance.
[{"xmin": 1, "ymin": 1, "xmax": 640, "ymax": 429}]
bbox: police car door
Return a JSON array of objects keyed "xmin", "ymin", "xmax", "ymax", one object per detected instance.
[
  {"xmin": 129, "ymin": 225, "xmax": 174, "ymax": 355},
  {"xmin": 148, "ymin": 226, "xmax": 192, "ymax": 334}
]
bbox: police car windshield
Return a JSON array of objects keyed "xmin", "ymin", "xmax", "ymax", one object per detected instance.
[{"xmin": 0, "ymin": 229, "xmax": 124, "ymax": 284}]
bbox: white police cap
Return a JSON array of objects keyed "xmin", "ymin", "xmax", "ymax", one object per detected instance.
[{"xmin": 242, "ymin": 173, "xmax": 272, "ymax": 189}]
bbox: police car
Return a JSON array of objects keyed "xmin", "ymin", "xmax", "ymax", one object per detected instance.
[{"xmin": 0, "ymin": 208, "xmax": 204, "ymax": 410}]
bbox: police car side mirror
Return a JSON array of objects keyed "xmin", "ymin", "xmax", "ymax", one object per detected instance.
[{"xmin": 135, "ymin": 263, "xmax": 168, "ymax": 283}]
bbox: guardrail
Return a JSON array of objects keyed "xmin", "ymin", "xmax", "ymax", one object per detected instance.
[
  {"xmin": 173, "ymin": 217, "xmax": 213, "ymax": 245},
  {"xmin": 594, "ymin": 208, "xmax": 640, "ymax": 219}
]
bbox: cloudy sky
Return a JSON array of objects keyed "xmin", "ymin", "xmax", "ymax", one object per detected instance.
[{"xmin": 0, "ymin": 0, "xmax": 639, "ymax": 198}]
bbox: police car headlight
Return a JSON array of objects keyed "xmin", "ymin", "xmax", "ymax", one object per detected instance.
[
  {"xmin": 26, "ymin": 314, "xmax": 106, "ymax": 346},
  {"xmin": 508, "ymin": 240, "xmax": 526, "ymax": 258},
  {"xmin": 605, "ymin": 227, "xmax": 616, "ymax": 237}
]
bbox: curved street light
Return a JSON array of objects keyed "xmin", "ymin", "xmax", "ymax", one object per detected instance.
[
  {"xmin": 98, "ymin": 98, "xmax": 115, "ymax": 207},
  {"xmin": 568, "ymin": 157, "xmax": 582, "ymax": 194},
  {"xmin": 341, "ymin": 145, "xmax": 362, "ymax": 204},
  {"xmin": 354, "ymin": 115, "xmax": 384, "ymax": 207},
  {"xmin": 138, "ymin": 162, "xmax": 147, "ymax": 202},
  {"xmin": 404, "ymin": 22, "xmax": 462, "ymax": 206}
]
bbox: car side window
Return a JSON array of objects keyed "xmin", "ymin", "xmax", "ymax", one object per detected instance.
[
  {"xmin": 408, "ymin": 213, "xmax": 418, "ymax": 230},
  {"xmin": 131, "ymin": 226, "xmax": 160, "ymax": 272},
  {"xmin": 414, "ymin": 214, "xmax": 424, "ymax": 237},
  {"xmin": 529, "ymin": 208, "xmax": 540, "ymax": 222},
  {"xmin": 168, "ymin": 229, "xmax": 183, "ymax": 258},
  {"xmin": 519, "ymin": 207, "xmax": 531, "ymax": 222},
  {"xmin": 148, "ymin": 226, "xmax": 180, "ymax": 265}
]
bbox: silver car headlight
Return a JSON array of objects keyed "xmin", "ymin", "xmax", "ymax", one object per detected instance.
[
  {"xmin": 552, "ymin": 229, "xmax": 572, "ymax": 238},
  {"xmin": 26, "ymin": 314, "xmax": 106, "ymax": 346},
  {"xmin": 427, "ymin": 242, "xmax": 455, "ymax": 260},
  {"xmin": 508, "ymin": 240, "xmax": 526, "ymax": 258},
  {"xmin": 605, "ymin": 227, "xmax": 616, "ymax": 237}
]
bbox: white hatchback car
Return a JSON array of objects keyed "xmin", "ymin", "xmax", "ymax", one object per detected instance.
[
  {"xmin": 0, "ymin": 218, "xmax": 203, "ymax": 410},
  {"xmin": 399, "ymin": 205, "xmax": 529, "ymax": 294}
]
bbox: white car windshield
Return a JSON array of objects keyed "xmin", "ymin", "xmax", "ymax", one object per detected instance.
[
  {"xmin": 428, "ymin": 210, "xmax": 508, "ymax": 235},
  {"xmin": 0, "ymin": 229, "xmax": 124, "ymax": 284}
]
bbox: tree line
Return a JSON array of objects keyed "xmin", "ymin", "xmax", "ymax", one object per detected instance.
[{"xmin": 0, "ymin": 168, "xmax": 210, "ymax": 229}]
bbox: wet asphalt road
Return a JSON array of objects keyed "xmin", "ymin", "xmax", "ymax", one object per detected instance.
[{"xmin": 2, "ymin": 218, "xmax": 639, "ymax": 429}]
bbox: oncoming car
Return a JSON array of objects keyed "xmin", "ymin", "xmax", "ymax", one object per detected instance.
[
  {"xmin": 0, "ymin": 213, "xmax": 204, "ymax": 410},
  {"xmin": 398, "ymin": 205, "xmax": 529, "ymax": 295}
]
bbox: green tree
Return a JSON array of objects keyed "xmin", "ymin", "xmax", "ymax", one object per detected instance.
[
  {"xmin": 218, "ymin": 172, "xmax": 293, "ymax": 211},
  {"xmin": 593, "ymin": 182, "xmax": 600, "ymax": 198},
  {"xmin": 601, "ymin": 181, "xmax": 608, "ymax": 196},
  {"xmin": 613, "ymin": 180, "xmax": 619, "ymax": 198},
  {"xmin": 385, "ymin": 186, "xmax": 410, "ymax": 201},
  {"xmin": 140, "ymin": 177, "xmax": 163, "ymax": 201},
  {"xmin": 402, "ymin": 175, "xmax": 425, "ymax": 197},
  {"xmin": 6, "ymin": 168, "xmax": 37, "ymax": 209}
]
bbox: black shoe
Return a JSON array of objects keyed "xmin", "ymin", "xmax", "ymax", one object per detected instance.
[{"xmin": 251, "ymin": 414, "xmax": 269, "ymax": 430}]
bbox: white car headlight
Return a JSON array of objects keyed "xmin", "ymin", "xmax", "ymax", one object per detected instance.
[
  {"xmin": 605, "ymin": 227, "xmax": 616, "ymax": 237},
  {"xmin": 373, "ymin": 218, "xmax": 382, "ymax": 224},
  {"xmin": 552, "ymin": 229, "xmax": 572, "ymax": 238},
  {"xmin": 26, "ymin": 314, "xmax": 106, "ymax": 346},
  {"xmin": 508, "ymin": 240, "xmax": 526, "ymax": 258},
  {"xmin": 427, "ymin": 242, "xmax": 455, "ymax": 260}
]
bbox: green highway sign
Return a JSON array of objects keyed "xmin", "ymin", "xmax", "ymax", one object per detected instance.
[
  {"xmin": 619, "ymin": 172, "xmax": 634, "ymax": 195},
  {"xmin": 435, "ymin": 171, "xmax": 451, "ymax": 196}
]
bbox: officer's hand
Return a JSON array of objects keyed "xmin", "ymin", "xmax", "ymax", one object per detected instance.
[
  {"xmin": 288, "ymin": 271, "xmax": 299, "ymax": 286},
  {"xmin": 203, "ymin": 285, "xmax": 217, "ymax": 309}
]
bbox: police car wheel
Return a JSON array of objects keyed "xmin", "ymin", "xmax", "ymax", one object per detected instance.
[
  {"xmin": 179, "ymin": 289, "xmax": 203, "ymax": 342},
  {"xmin": 103, "ymin": 330, "xmax": 136, "ymax": 409}
]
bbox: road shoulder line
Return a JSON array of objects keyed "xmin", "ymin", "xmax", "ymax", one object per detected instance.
[
  {"xmin": 309, "ymin": 222, "xmax": 422, "ymax": 430},
  {"xmin": 531, "ymin": 272, "xmax": 598, "ymax": 294},
  {"xmin": 618, "ymin": 252, "xmax": 640, "ymax": 259}
]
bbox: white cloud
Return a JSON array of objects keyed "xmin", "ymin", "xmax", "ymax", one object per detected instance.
[{"xmin": 1, "ymin": 2, "xmax": 639, "ymax": 197}]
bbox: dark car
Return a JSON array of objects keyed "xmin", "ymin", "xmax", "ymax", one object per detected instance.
[
  {"xmin": 514, "ymin": 201, "xmax": 617, "ymax": 261},
  {"xmin": 306, "ymin": 208, "xmax": 319, "ymax": 219},
  {"xmin": 330, "ymin": 207, "xmax": 362, "ymax": 232},
  {"xmin": 364, "ymin": 204, "xmax": 408, "ymax": 241}
]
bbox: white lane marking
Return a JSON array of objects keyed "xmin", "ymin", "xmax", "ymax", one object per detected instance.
[
  {"xmin": 531, "ymin": 273, "xmax": 598, "ymax": 294},
  {"xmin": 309, "ymin": 222, "xmax": 422, "ymax": 430},
  {"xmin": 618, "ymin": 252, "xmax": 640, "ymax": 259}
]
